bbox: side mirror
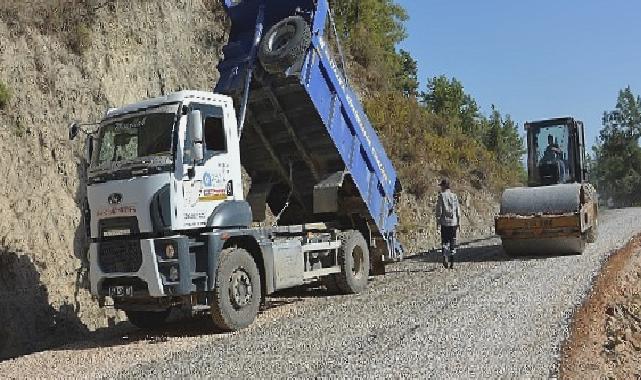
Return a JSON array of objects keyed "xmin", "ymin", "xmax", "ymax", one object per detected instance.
[
  {"xmin": 69, "ymin": 122, "xmax": 79, "ymax": 141},
  {"xmin": 188, "ymin": 110, "xmax": 204, "ymax": 162}
]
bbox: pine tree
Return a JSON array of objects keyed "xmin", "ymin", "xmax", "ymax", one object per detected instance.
[{"xmin": 594, "ymin": 87, "xmax": 641, "ymax": 206}]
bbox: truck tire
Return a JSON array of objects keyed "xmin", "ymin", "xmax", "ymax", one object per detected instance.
[
  {"xmin": 210, "ymin": 248, "xmax": 262, "ymax": 331},
  {"xmin": 125, "ymin": 309, "xmax": 170, "ymax": 330},
  {"xmin": 335, "ymin": 231, "xmax": 370, "ymax": 294},
  {"xmin": 259, "ymin": 16, "xmax": 311, "ymax": 74}
]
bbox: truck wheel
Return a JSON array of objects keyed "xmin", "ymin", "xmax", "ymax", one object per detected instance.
[
  {"xmin": 335, "ymin": 231, "xmax": 370, "ymax": 294},
  {"xmin": 259, "ymin": 16, "xmax": 311, "ymax": 74},
  {"xmin": 125, "ymin": 309, "xmax": 170, "ymax": 330},
  {"xmin": 211, "ymin": 248, "xmax": 262, "ymax": 331}
]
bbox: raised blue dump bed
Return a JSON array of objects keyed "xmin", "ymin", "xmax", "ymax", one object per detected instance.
[{"xmin": 216, "ymin": 0, "xmax": 402, "ymax": 258}]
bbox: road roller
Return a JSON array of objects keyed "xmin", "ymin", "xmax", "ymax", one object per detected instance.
[{"xmin": 495, "ymin": 117, "xmax": 598, "ymax": 255}]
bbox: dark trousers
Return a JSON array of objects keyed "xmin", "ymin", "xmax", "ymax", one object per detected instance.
[{"xmin": 440, "ymin": 226, "xmax": 458, "ymax": 256}]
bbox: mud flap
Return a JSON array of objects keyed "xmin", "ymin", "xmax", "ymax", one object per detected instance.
[{"xmin": 369, "ymin": 244, "xmax": 387, "ymax": 276}]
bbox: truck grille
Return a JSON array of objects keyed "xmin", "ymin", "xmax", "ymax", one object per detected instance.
[{"xmin": 98, "ymin": 240, "xmax": 143, "ymax": 273}]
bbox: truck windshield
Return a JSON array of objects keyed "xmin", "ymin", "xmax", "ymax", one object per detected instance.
[{"xmin": 92, "ymin": 106, "xmax": 178, "ymax": 168}]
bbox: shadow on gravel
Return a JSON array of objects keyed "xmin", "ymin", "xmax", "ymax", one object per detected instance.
[
  {"xmin": 411, "ymin": 243, "xmax": 570, "ymax": 264},
  {"xmin": 43, "ymin": 315, "xmax": 229, "ymax": 354},
  {"xmin": 39, "ymin": 284, "xmax": 339, "ymax": 355}
]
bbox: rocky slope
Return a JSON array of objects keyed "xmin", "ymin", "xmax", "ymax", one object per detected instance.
[
  {"xmin": 0, "ymin": 0, "xmax": 498, "ymax": 360},
  {"xmin": 0, "ymin": 0, "xmax": 227, "ymax": 360}
]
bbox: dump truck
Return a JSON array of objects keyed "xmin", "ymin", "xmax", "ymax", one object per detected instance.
[
  {"xmin": 69, "ymin": 0, "xmax": 403, "ymax": 331},
  {"xmin": 495, "ymin": 117, "xmax": 598, "ymax": 255}
]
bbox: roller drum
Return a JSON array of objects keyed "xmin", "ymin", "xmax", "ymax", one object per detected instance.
[{"xmin": 500, "ymin": 184, "xmax": 582, "ymax": 215}]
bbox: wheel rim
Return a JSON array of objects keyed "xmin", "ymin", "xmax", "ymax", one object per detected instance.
[
  {"xmin": 352, "ymin": 246, "xmax": 364, "ymax": 279},
  {"xmin": 268, "ymin": 24, "xmax": 296, "ymax": 53},
  {"xmin": 229, "ymin": 268, "xmax": 253, "ymax": 309}
]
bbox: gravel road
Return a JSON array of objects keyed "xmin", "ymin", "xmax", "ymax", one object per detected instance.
[{"xmin": 2, "ymin": 208, "xmax": 641, "ymax": 379}]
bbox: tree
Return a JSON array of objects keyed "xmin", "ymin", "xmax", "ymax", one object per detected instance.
[
  {"xmin": 482, "ymin": 106, "xmax": 525, "ymax": 169},
  {"xmin": 396, "ymin": 49, "xmax": 419, "ymax": 97},
  {"xmin": 421, "ymin": 76, "xmax": 480, "ymax": 137},
  {"xmin": 330, "ymin": 0, "xmax": 408, "ymax": 91},
  {"xmin": 593, "ymin": 87, "xmax": 641, "ymax": 206}
]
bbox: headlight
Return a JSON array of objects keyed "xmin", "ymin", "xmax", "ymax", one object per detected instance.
[{"xmin": 165, "ymin": 244, "xmax": 176, "ymax": 259}]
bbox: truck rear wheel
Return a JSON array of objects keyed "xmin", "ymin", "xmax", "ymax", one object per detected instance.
[
  {"xmin": 335, "ymin": 231, "xmax": 370, "ymax": 294},
  {"xmin": 125, "ymin": 309, "xmax": 170, "ymax": 330},
  {"xmin": 259, "ymin": 16, "xmax": 311, "ymax": 74},
  {"xmin": 210, "ymin": 248, "xmax": 262, "ymax": 332}
]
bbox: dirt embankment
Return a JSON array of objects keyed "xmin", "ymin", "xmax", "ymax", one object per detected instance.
[
  {"xmin": 0, "ymin": 0, "xmax": 227, "ymax": 360},
  {"xmin": 561, "ymin": 235, "xmax": 641, "ymax": 378}
]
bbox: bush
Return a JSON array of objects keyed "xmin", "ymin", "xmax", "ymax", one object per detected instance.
[
  {"xmin": 0, "ymin": 81, "xmax": 11, "ymax": 109},
  {"xmin": 68, "ymin": 24, "xmax": 92, "ymax": 54}
]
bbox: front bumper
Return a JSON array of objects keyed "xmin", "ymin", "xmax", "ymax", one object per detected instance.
[{"xmin": 89, "ymin": 236, "xmax": 189, "ymax": 298}]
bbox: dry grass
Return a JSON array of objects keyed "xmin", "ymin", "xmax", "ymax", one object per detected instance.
[{"xmin": 0, "ymin": 0, "xmax": 101, "ymax": 53}]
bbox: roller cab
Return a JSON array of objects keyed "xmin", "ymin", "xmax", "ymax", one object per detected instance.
[{"xmin": 496, "ymin": 117, "xmax": 598, "ymax": 255}]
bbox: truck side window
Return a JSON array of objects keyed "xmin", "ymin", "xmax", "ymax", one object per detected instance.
[
  {"xmin": 184, "ymin": 103, "xmax": 225, "ymax": 164},
  {"xmin": 204, "ymin": 117, "xmax": 227, "ymax": 153}
]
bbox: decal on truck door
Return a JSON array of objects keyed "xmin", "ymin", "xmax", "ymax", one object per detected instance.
[{"xmin": 198, "ymin": 171, "xmax": 229, "ymax": 202}]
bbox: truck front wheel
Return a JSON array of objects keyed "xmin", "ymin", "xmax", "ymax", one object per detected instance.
[
  {"xmin": 211, "ymin": 248, "xmax": 262, "ymax": 331},
  {"xmin": 335, "ymin": 231, "xmax": 370, "ymax": 294},
  {"xmin": 125, "ymin": 309, "xmax": 170, "ymax": 330}
]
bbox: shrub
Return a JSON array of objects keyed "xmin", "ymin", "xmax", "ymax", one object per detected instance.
[
  {"xmin": 68, "ymin": 24, "xmax": 92, "ymax": 54},
  {"xmin": 0, "ymin": 81, "xmax": 11, "ymax": 109}
]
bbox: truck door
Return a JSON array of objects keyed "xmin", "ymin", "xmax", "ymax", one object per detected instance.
[{"xmin": 180, "ymin": 103, "xmax": 235, "ymax": 229}]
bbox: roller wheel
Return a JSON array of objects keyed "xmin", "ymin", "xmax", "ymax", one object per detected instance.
[
  {"xmin": 335, "ymin": 231, "xmax": 370, "ymax": 294},
  {"xmin": 211, "ymin": 248, "xmax": 262, "ymax": 331},
  {"xmin": 126, "ymin": 309, "xmax": 170, "ymax": 330},
  {"xmin": 259, "ymin": 16, "xmax": 311, "ymax": 74}
]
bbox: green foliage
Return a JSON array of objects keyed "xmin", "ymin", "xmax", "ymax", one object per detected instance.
[
  {"xmin": 396, "ymin": 49, "xmax": 419, "ymax": 97},
  {"xmin": 330, "ymin": 0, "xmax": 408, "ymax": 91},
  {"xmin": 421, "ymin": 76, "xmax": 480, "ymax": 137},
  {"xmin": 0, "ymin": 80, "xmax": 11, "ymax": 109},
  {"xmin": 593, "ymin": 87, "xmax": 641, "ymax": 206}
]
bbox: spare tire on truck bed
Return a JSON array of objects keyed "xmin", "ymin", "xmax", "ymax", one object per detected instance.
[{"xmin": 259, "ymin": 15, "xmax": 312, "ymax": 74}]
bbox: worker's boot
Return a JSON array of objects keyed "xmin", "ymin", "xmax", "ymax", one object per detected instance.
[
  {"xmin": 442, "ymin": 245, "xmax": 450, "ymax": 269},
  {"xmin": 449, "ymin": 255, "xmax": 454, "ymax": 269}
]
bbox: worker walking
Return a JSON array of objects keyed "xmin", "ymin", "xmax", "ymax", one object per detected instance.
[{"xmin": 435, "ymin": 178, "xmax": 461, "ymax": 269}]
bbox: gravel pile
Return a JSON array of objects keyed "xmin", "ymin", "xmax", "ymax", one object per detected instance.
[{"xmin": 2, "ymin": 208, "xmax": 641, "ymax": 379}]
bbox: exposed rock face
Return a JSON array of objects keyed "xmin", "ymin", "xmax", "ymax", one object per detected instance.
[{"xmin": 0, "ymin": 0, "xmax": 227, "ymax": 359}]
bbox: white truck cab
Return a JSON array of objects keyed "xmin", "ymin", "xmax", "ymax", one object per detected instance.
[
  {"xmin": 87, "ymin": 91, "xmax": 246, "ymax": 237},
  {"xmin": 72, "ymin": 91, "xmax": 372, "ymax": 331}
]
